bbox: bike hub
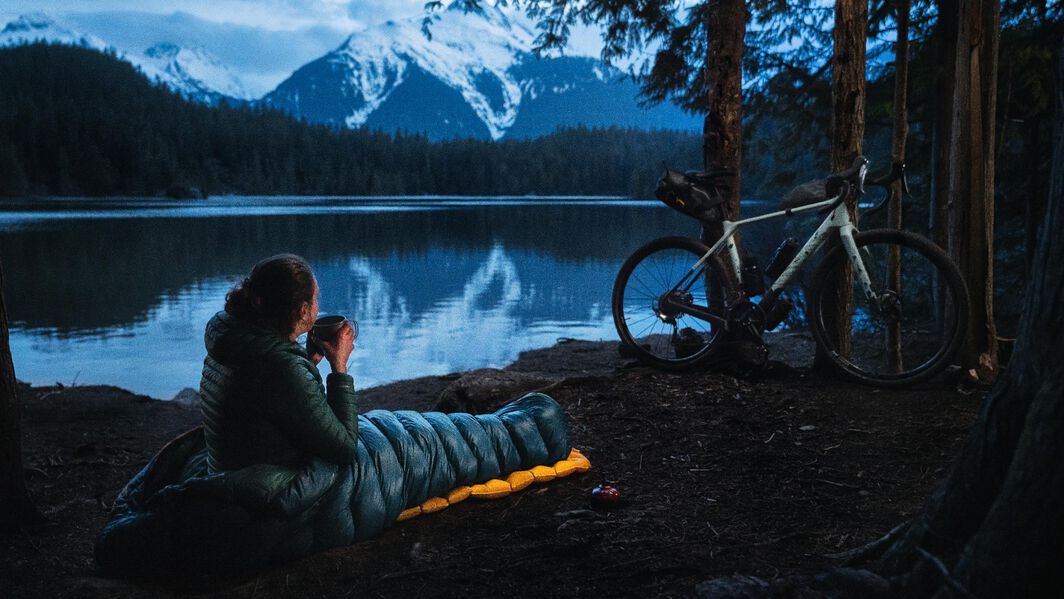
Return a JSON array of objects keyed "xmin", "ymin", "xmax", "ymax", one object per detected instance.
[
  {"xmin": 655, "ymin": 290, "xmax": 693, "ymax": 324},
  {"xmin": 874, "ymin": 291, "xmax": 903, "ymax": 322}
]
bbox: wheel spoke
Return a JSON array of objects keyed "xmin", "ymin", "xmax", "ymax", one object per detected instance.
[
  {"xmin": 629, "ymin": 273, "xmax": 661, "ymax": 300},
  {"xmin": 614, "ymin": 241, "xmax": 722, "ymax": 367}
]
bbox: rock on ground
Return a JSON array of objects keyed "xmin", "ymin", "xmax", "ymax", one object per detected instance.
[{"xmin": 434, "ymin": 368, "xmax": 556, "ymax": 414}]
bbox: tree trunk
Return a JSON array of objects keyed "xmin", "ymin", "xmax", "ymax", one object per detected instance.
[
  {"xmin": 701, "ymin": 0, "xmax": 745, "ymax": 221},
  {"xmin": 887, "ymin": 0, "xmax": 910, "ymax": 372},
  {"xmin": 0, "ymin": 257, "xmax": 43, "ymax": 531},
  {"xmin": 700, "ymin": 0, "xmax": 746, "ymax": 304},
  {"xmin": 813, "ymin": 0, "xmax": 867, "ymax": 371},
  {"xmin": 947, "ymin": 0, "xmax": 999, "ymax": 381},
  {"xmin": 1039, "ymin": 38, "xmax": 1064, "ymax": 281},
  {"xmin": 930, "ymin": 0, "xmax": 958, "ymax": 332}
]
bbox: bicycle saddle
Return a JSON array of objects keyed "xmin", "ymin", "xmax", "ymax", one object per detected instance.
[{"xmin": 780, "ymin": 178, "xmax": 828, "ymax": 209}]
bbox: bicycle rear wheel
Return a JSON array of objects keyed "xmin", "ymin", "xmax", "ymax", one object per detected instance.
[
  {"xmin": 808, "ymin": 229, "xmax": 969, "ymax": 387},
  {"xmin": 612, "ymin": 236, "xmax": 724, "ymax": 369}
]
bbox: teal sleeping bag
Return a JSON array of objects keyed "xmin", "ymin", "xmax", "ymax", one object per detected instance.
[{"xmin": 94, "ymin": 393, "xmax": 571, "ymax": 577}]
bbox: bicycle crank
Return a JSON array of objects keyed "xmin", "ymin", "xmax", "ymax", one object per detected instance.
[{"xmin": 726, "ymin": 300, "xmax": 767, "ymax": 342}]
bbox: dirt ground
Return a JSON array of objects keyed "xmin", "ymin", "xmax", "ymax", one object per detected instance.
[{"xmin": 2, "ymin": 335, "xmax": 981, "ymax": 598}]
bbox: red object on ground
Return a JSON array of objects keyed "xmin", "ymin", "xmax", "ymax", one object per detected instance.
[{"xmin": 589, "ymin": 484, "xmax": 622, "ymax": 509}]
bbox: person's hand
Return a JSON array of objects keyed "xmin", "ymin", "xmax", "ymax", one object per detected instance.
[
  {"xmin": 306, "ymin": 336, "xmax": 325, "ymax": 365},
  {"xmin": 317, "ymin": 321, "xmax": 355, "ymax": 374}
]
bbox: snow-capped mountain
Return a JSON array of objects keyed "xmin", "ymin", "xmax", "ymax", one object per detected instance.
[
  {"xmin": 262, "ymin": 3, "xmax": 693, "ymax": 140},
  {"xmin": 0, "ymin": 12, "xmax": 108, "ymax": 51},
  {"xmin": 0, "ymin": 13, "xmax": 249, "ymax": 105},
  {"xmin": 139, "ymin": 43, "xmax": 249, "ymax": 105}
]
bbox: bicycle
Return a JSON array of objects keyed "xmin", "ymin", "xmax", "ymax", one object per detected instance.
[{"xmin": 611, "ymin": 156, "xmax": 970, "ymax": 387}]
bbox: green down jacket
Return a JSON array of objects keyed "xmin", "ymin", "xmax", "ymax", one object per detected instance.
[
  {"xmin": 199, "ymin": 311, "xmax": 358, "ymax": 472},
  {"xmin": 94, "ymin": 311, "xmax": 574, "ymax": 578}
]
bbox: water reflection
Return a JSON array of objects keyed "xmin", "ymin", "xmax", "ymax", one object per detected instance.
[{"xmin": 2, "ymin": 198, "xmax": 795, "ymax": 398}]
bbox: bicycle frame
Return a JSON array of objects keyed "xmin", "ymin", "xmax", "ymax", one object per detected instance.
[{"xmin": 662, "ymin": 194, "xmax": 878, "ymax": 326}]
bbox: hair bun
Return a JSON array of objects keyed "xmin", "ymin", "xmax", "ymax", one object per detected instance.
[{"xmin": 224, "ymin": 254, "xmax": 315, "ymax": 335}]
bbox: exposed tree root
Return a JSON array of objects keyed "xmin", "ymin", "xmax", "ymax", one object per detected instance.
[
  {"xmin": 825, "ymin": 520, "xmax": 912, "ymax": 567},
  {"xmin": 915, "ymin": 549, "xmax": 975, "ymax": 599}
]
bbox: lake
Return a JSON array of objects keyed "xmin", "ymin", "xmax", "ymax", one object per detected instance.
[{"xmin": 0, "ymin": 196, "xmax": 795, "ymax": 399}]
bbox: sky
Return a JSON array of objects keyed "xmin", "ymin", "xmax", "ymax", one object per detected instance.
[{"xmin": 0, "ymin": 0, "xmax": 604, "ymax": 97}]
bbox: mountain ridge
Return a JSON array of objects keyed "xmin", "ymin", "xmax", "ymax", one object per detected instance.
[
  {"xmin": 1, "ymin": 9, "xmax": 696, "ymax": 140},
  {"xmin": 260, "ymin": 6, "xmax": 694, "ymax": 140},
  {"xmin": 0, "ymin": 12, "xmax": 250, "ymax": 106}
]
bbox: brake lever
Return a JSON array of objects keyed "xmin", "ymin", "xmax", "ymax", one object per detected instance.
[{"xmin": 868, "ymin": 161, "xmax": 906, "ymax": 190}]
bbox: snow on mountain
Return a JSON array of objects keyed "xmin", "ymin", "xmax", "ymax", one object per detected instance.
[
  {"xmin": 0, "ymin": 12, "xmax": 108, "ymax": 51},
  {"xmin": 139, "ymin": 42, "xmax": 250, "ymax": 103},
  {"xmin": 0, "ymin": 13, "xmax": 249, "ymax": 105},
  {"xmin": 263, "ymin": 3, "xmax": 693, "ymax": 140},
  {"xmin": 325, "ymin": 3, "xmax": 532, "ymax": 138}
]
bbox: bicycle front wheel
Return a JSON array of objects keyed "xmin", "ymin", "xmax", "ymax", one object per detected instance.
[
  {"xmin": 612, "ymin": 236, "xmax": 724, "ymax": 370},
  {"xmin": 808, "ymin": 229, "xmax": 970, "ymax": 387}
]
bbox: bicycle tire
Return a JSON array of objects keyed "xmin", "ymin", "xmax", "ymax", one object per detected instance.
[
  {"xmin": 807, "ymin": 228, "xmax": 970, "ymax": 387},
  {"xmin": 611, "ymin": 236, "xmax": 726, "ymax": 370}
]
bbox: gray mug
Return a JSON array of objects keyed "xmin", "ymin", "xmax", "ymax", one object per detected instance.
[{"xmin": 307, "ymin": 315, "xmax": 357, "ymax": 355}]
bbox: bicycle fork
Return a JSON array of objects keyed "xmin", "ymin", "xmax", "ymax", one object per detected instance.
[{"xmin": 839, "ymin": 224, "xmax": 877, "ymax": 305}]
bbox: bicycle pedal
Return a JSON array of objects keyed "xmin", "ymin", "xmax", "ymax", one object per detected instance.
[{"xmin": 764, "ymin": 299, "xmax": 794, "ymax": 331}]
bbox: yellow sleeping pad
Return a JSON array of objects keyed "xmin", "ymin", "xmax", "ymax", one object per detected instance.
[{"xmin": 395, "ymin": 448, "xmax": 591, "ymax": 522}]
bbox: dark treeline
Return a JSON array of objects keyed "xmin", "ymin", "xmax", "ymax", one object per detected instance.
[{"xmin": 0, "ymin": 43, "xmax": 701, "ymax": 198}]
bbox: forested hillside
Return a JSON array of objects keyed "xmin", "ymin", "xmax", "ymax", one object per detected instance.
[{"xmin": 0, "ymin": 44, "xmax": 702, "ymax": 197}]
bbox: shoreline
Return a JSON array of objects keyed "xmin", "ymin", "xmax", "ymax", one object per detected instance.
[
  {"xmin": 13, "ymin": 332, "xmax": 819, "ymax": 405},
  {"xmin": 13, "ymin": 337, "xmax": 629, "ymax": 404}
]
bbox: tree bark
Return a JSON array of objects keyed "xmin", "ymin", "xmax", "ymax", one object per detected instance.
[
  {"xmin": 930, "ymin": 0, "xmax": 958, "ymax": 334},
  {"xmin": 700, "ymin": 0, "xmax": 746, "ymax": 305},
  {"xmin": 947, "ymin": 0, "xmax": 999, "ymax": 380},
  {"xmin": 701, "ymin": 0, "xmax": 746, "ymax": 221},
  {"xmin": 813, "ymin": 0, "xmax": 867, "ymax": 370},
  {"xmin": 0, "ymin": 257, "xmax": 43, "ymax": 531},
  {"xmin": 887, "ymin": 0, "xmax": 910, "ymax": 372},
  {"xmin": 1040, "ymin": 39, "xmax": 1064, "ymax": 280}
]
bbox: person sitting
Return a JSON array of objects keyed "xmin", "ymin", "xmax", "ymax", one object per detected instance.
[{"xmin": 200, "ymin": 253, "xmax": 357, "ymax": 473}]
